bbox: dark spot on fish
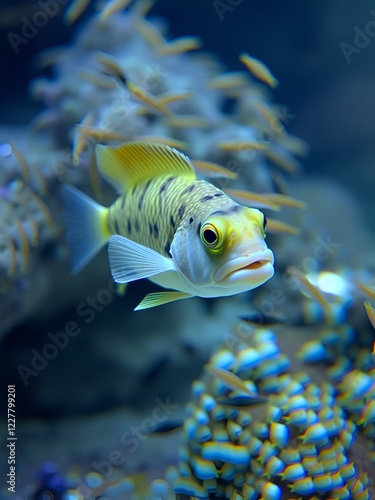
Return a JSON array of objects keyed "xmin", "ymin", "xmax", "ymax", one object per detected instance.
[
  {"xmin": 153, "ymin": 223, "xmax": 159, "ymax": 238},
  {"xmin": 170, "ymin": 215, "xmax": 175, "ymax": 229},
  {"xmin": 200, "ymin": 195, "xmax": 213, "ymax": 202},
  {"xmin": 214, "ymin": 193, "xmax": 223, "ymax": 197},
  {"xmin": 164, "ymin": 241, "xmax": 171, "ymax": 257},
  {"xmin": 149, "ymin": 223, "xmax": 153, "ymax": 235},
  {"xmin": 121, "ymin": 195, "xmax": 127, "ymax": 209},
  {"xmin": 135, "ymin": 219, "xmax": 139, "ymax": 232},
  {"xmin": 178, "ymin": 204, "xmax": 185, "ymax": 219},
  {"xmin": 114, "ymin": 219, "xmax": 120, "ymax": 234},
  {"xmin": 138, "ymin": 179, "xmax": 151, "ymax": 210},
  {"xmin": 159, "ymin": 176, "xmax": 176, "ymax": 195},
  {"xmin": 181, "ymin": 184, "xmax": 196, "ymax": 195},
  {"xmin": 229, "ymin": 205, "xmax": 241, "ymax": 213},
  {"xmin": 189, "ymin": 217, "xmax": 194, "ymax": 224},
  {"xmin": 127, "ymin": 220, "xmax": 132, "ymax": 235},
  {"xmin": 197, "ymin": 222, "xmax": 202, "ymax": 236}
]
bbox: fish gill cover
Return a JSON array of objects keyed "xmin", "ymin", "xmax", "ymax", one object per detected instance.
[{"xmin": 0, "ymin": 0, "xmax": 375, "ymax": 499}]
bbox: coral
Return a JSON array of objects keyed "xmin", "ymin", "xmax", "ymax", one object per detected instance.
[
  {"xmin": 21, "ymin": 295, "xmax": 375, "ymax": 499},
  {"xmin": 17, "ymin": 273, "xmax": 375, "ymax": 499}
]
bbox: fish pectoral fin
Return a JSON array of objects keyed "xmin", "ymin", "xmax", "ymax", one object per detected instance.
[
  {"xmin": 134, "ymin": 291, "xmax": 193, "ymax": 311},
  {"xmin": 108, "ymin": 235, "xmax": 176, "ymax": 283}
]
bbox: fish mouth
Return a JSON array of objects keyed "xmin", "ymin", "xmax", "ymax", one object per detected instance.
[{"xmin": 215, "ymin": 249, "xmax": 275, "ymax": 285}]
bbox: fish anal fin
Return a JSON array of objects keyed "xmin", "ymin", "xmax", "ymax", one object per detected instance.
[
  {"xmin": 134, "ymin": 291, "xmax": 193, "ymax": 311},
  {"xmin": 224, "ymin": 188, "xmax": 280, "ymax": 211},
  {"xmin": 96, "ymin": 141, "xmax": 196, "ymax": 193}
]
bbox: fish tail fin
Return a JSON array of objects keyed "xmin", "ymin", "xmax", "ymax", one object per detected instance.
[{"xmin": 61, "ymin": 184, "xmax": 110, "ymax": 274}]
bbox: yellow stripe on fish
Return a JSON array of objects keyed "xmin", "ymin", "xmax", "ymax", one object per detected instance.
[{"xmin": 63, "ymin": 141, "xmax": 274, "ymax": 310}]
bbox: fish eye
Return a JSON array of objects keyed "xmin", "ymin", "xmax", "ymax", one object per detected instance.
[{"xmin": 201, "ymin": 223, "xmax": 220, "ymax": 248}]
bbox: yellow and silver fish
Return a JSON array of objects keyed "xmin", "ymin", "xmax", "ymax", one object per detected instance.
[{"xmin": 63, "ymin": 141, "xmax": 274, "ymax": 310}]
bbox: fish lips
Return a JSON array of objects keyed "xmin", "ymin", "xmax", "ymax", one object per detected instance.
[{"xmin": 215, "ymin": 249, "xmax": 275, "ymax": 285}]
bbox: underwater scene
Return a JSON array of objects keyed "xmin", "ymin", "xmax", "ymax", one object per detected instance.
[{"xmin": 1, "ymin": 0, "xmax": 375, "ymax": 498}]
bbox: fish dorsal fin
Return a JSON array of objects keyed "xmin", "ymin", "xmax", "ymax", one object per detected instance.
[{"xmin": 96, "ymin": 141, "xmax": 196, "ymax": 193}]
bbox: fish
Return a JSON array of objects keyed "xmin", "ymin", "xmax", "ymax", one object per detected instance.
[
  {"xmin": 127, "ymin": 82, "xmax": 174, "ymax": 117},
  {"xmin": 62, "ymin": 141, "xmax": 274, "ymax": 310},
  {"xmin": 206, "ymin": 72, "xmax": 248, "ymax": 91},
  {"xmin": 288, "ymin": 266, "xmax": 332, "ymax": 321},
  {"xmin": 151, "ymin": 92, "xmax": 193, "ymax": 106},
  {"xmin": 224, "ymin": 189, "xmax": 280, "ymax": 211},
  {"xmin": 15, "ymin": 220, "xmax": 29, "ymax": 272},
  {"xmin": 157, "ymin": 36, "xmax": 202, "ymax": 56},
  {"xmin": 204, "ymin": 364, "xmax": 258, "ymax": 397},
  {"xmin": 131, "ymin": 0, "xmax": 154, "ymax": 16},
  {"xmin": 75, "ymin": 124, "xmax": 129, "ymax": 142},
  {"xmin": 28, "ymin": 189, "xmax": 53, "ymax": 229},
  {"xmin": 72, "ymin": 113, "xmax": 95, "ymax": 166},
  {"xmin": 265, "ymin": 218, "xmax": 300, "ymax": 235},
  {"xmin": 363, "ymin": 300, "xmax": 375, "ymax": 330},
  {"xmin": 7, "ymin": 239, "xmax": 16, "ymax": 276},
  {"xmin": 164, "ymin": 115, "xmax": 208, "ymax": 128},
  {"xmin": 239, "ymin": 52, "xmax": 279, "ymax": 89},
  {"xmin": 63, "ymin": 0, "xmax": 91, "ymax": 25},
  {"xmin": 191, "ymin": 160, "xmax": 238, "ymax": 180},
  {"xmin": 263, "ymin": 145, "xmax": 302, "ymax": 174},
  {"xmin": 133, "ymin": 16, "xmax": 166, "ymax": 49},
  {"xmin": 94, "ymin": 51, "xmax": 127, "ymax": 85},
  {"xmin": 251, "ymin": 98, "xmax": 285, "ymax": 135},
  {"xmin": 355, "ymin": 279, "xmax": 375, "ymax": 299},
  {"xmin": 257, "ymin": 193, "xmax": 308, "ymax": 210},
  {"xmin": 10, "ymin": 143, "xmax": 29, "ymax": 180},
  {"xmin": 78, "ymin": 69, "xmax": 118, "ymax": 89},
  {"xmin": 99, "ymin": 0, "xmax": 134, "ymax": 20},
  {"xmin": 27, "ymin": 217, "xmax": 39, "ymax": 246},
  {"xmin": 217, "ymin": 140, "xmax": 266, "ymax": 151}
]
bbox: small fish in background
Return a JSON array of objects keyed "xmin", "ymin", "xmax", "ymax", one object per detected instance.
[{"xmin": 62, "ymin": 141, "xmax": 274, "ymax": 310}]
